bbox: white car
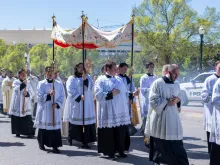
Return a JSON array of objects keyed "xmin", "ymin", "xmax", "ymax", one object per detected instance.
[{"xmin": 179, "ymin": 72, "xmax": 215, "ymax": 106}]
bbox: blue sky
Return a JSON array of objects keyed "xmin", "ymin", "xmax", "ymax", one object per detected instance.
[{"xmin": 0, "ymin": 0, "xmax": 219, "ymax": 29}]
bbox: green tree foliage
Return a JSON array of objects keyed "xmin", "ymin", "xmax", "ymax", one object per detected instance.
[
  {"xmin": 2, "ymin": 43, "xmax": 29, "ymax": 73},
  {"xmin": 134, "ymin": 0, "xmax": 220, "ymax": 68}
]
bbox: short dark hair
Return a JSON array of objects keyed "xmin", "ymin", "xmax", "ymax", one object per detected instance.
[
  {"xmin": 18, "ymin": 69, "xmax": 26, "ymax": 75},
  {"xmin": 215, "ymin": 61, "xmax": 220, "ymax": 67},
  {"xmin": 105, "ymin": 60, "xmax": 116, "ymax": 70},
  {"xmin": 145, "ymin": 62, "xmax": 154, "ymax": 68},
  {"xmin": 45, "ymin": 66, "xmax": 53, "ymax": 72},
  {"xmin": 119, "ymin": 62, "xmax": 129, "ymax": 68},
  {"xmin": 74, "ymin": 62, "xmax": 83, "ymax": 76},
  {"xmin": 101, "ymin": 64, "xmax": 106, "ymax": 73}
]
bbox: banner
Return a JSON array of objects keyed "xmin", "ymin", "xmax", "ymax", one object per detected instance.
[{"xmin": 51, "ymin": 21, "xmax": 133, "ymax": 49}]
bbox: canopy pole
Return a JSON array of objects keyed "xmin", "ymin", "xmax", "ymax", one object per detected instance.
[
  {"xmin": 81, "ymin": 11, "xmax": 85, "ymax": 133},
  {"xmin": 130, "ymin": 11, "xmax": 135, "ymax": 103},
  {"xmin": 52, "ymin": 14, "xmax": 56, "ymax": 127}
]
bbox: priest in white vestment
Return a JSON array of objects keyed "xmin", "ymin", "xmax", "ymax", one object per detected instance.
[
  {"xmin": 209, "ymin": 61, "xmax": 220, "ymax": 165},
  {"xmin": 63, "ymin": 62, "xmax": 96, "ymax": 149},
  {"xmin": 27, "ymin": 70, "xmax": 39, "ymax": 117},
  {"xmin": 149, "ymin": 64, "xmax": 189, "ymax": 165},
  {"xmin": 0, "ymin": 68, "xmax": 7, "ymax": 113},
  {"xmin": 34, "ymin": 66, "xmax": 65, "ymax": 154},
  {"xmin": 8, "ymin": 69, "xmax": 35, "ymax": 138},
  {"xmin": 140, "ymin": 62, "xmax": 157, "ymax": 134},
  {"xmin": 2, "ymin": 71, "xmax": 15, "ymax": 114},
  {"xmin": 95, "ymin": 60, "xmax": 131, "ymax": 160},
  {"xmin": 202, "ymin": 61, "xmax": 220, "ymax": 157}
]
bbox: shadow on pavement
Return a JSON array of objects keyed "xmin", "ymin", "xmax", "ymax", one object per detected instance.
[
  {"xmin": 60, "ymin": 149, "xmax": 99, "ymax": 157},
  {"xmin": 116, "ymin": 153, "xmax": 149, "ymax": 165},
  {"xmin": 0, "ymin": 142, "xmax": 25, "ymax": 147},
  {"xmin": 183, "ymin": 137, "xmax": 201, "ymax": 141},
  {"xmin": 129, "ymin": 136, "xmax": 149, "ymax": 153},
  {"xmin": 186, "ymin": 150, "xmax": 209, "ymax": 160},
  {"xmin": 0, "ymin": 120, "xmax": 11, "ymax": 123},
  {"xmin": 183, "ymin": 141, "xmax": 209, "ymax": 160}
]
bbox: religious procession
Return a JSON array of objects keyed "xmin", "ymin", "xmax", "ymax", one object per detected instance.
[{"xmin": 1, "ymin": 1, "xmax": 220, "ymax": 165}]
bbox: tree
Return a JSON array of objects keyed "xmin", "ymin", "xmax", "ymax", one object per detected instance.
[
  {"xmin": 135, "ymin": 0, "xmax": 199, "ymax": 64},
  {"xmin": 2, "ymin": 43, "xmax": 29, "ymax": 73},
  {"xmin": 29, "ymin": 44, "xmax": 50, "ymax": 77}
]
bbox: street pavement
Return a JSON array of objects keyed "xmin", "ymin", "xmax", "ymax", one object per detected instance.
[{"xmin": 0, "ymin": 102, "xmax": 209, "ymax": 165}]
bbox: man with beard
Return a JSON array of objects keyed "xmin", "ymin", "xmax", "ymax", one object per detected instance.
[
  {"xmin": 2, "ymin": 70, "xmax": 16, "ymax": 115},
  {"xmin": 34, "ymin": 66, "xmax": 65, "ymax": 153},
  {"xmin": 63, "ymin": 63, "xmax": 96, "ymax": 149},
  {"xmin": 149, "ymin": 64, "xmax": 189, "ymax": 165},
  {"xmin": 9, "ymin": 69, "xmax": 35, "ymax": 138}
]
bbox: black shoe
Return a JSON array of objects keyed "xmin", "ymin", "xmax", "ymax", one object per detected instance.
[
  {"xmin": 67, "ymin": 138, "xmax": 72, "ymax": 146},
  {"xmin": 81, "ymin": 143, "xmax": 91, "ymax": 149},
  {"xmin": 119, "ymin": 152, "xmax": 127, "ymax": 158},
  {"xmin": 16, "ymin": 134, "xmax": 20, "ymax": 137},
  {"xmin": 39, "ymin": 145, "xmax": 45, "ymax": 151},
  {"xmin": 52, "ymin": 147, "xmax": 60, "ymax": 154},
  {"xmin": 108, "ymin": 154, "xmax": 116, "ymax": 160}
]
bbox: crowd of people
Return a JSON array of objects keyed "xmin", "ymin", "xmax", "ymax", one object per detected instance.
[{"xmin": 0, "ymin": 60, "xmax": 220, "ymax": 165}]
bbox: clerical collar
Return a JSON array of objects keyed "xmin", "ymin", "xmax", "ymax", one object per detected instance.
[
  {"xmin": 105, "ymin": 74, "xmax": 113, "ymax": 78},
  {"xmin": 19, "ymin": 79, "xmax": 23, "ymax": 82},
  {"xmin": 162, "ymin": 76, "xmax": 174, "ymax": 84},
  {"xmin": 147, "ymin": 73, "xmax": 153, "ymax": 76},
  {"xmin": 75, "ymin": 73, "xmax": 82, "ymax": 78},
  {"xmin": 215, "ymin": 74, "xmax": 220, "ymax": 78},
  {"xmin": 47, "ymin": 79, "xmax": 53, "ymax": 83},
  {"xmin": 119, "ymin": 74, "xmax": 127, "ymax": 77}
]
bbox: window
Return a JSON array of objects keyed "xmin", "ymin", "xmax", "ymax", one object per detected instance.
[{"xmin": 193, "ymin": 74, "xmax": 213, "ymax": 83}]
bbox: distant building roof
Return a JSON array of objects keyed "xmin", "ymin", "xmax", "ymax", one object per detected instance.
[{"xmin": 0, "ymin": 29, "xmax": 142, "ymax": 52}]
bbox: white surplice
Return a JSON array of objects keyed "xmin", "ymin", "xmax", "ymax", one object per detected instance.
[
  {"xmin": 95, "ymin": 75, "xmax": 131, "ymax": 128},
  {"xmin": 0, "ymin": 76, "xmax": 6, "ymax": 104},
  {"xmin": 63, "ymin": 75, "xmax": 96, "ymax": 125},
  {"xmin": 201, "ymin": 74, "xmax": 219, "ymax": 132},
  {"xmin": 8, "ymin": 79, "xmax": 34, "ymax": 117},
  {"xmin": 2, "ymin": 77, "xmax": 16, "ymax": 112},
  {"xmin": 140, "ymin": 74, "xmax": 157, "ymax": 117},
  {"xmin": 116, "ymin": 74, "xmax": 135, "ymax": 118},
  {"xmin": 149, "ymin": 77, "xmax": 183, "ymax": 140},
  {"xmin": 210, "ymin": 78, "xmax": 220, "ymax": 145},
  {"xmin": 34, "ymin": 79, "xmax": 65, "ymax": 130}
]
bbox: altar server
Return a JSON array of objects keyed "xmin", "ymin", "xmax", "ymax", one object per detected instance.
[
  {"xmin": 140, "ymin": 62, "xmax": 157, "ymax": 133},
  {"xmin": 95, "ymin": 60, "xmax": 130, "ymax": 159},
  {"xmin": 34, "ymin": 66, "xmax": 65, "ymax": 153},
  {"xmin": 201, "ymin": 61, "xmax": 220, "ymax": 156},
  {"xmin": 9, "ymin": 69, "xmax": 35, "ymax": 138},
  {"xmin": 63, "ymin": 62, "xmax": 96, "ymax": 148}
]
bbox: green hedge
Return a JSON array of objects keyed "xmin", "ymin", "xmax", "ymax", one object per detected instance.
[{"xmin": 132, "ymin": 74, "xmax": 144, "ymax": 87}]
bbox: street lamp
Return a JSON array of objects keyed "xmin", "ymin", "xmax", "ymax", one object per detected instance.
[{"xmin": 199, "ymin": 25, "xmax": 205, "ymax": 73}]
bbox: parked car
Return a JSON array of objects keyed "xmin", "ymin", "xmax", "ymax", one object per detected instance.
[{"xmin": 179, "ymin": 72, "xmax": 215, "ymax": 106}]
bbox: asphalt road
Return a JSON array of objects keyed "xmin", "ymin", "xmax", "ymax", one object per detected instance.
[{"xmin": 0, "ymin": 102, "xmax": 209, "ymax": 165}]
